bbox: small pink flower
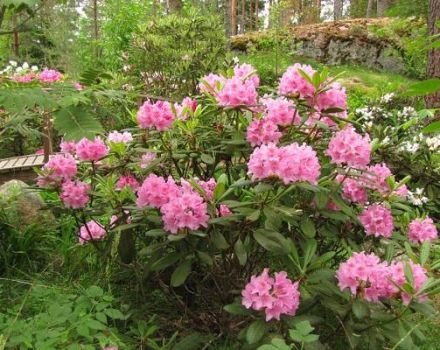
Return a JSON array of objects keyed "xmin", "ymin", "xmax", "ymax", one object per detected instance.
[
  {"xmin": 216, "ymin": 76, "xmax": 258, "ymax": 107},
  {"xmin": 137, "ymin": 100, "xmax": 175, "ymax": 131},
  {"xmin": 316, "ymin": 83, "xmax": 348, "ymax": 119},
  {"xmin": 136, "ymin": 174, "xmax": 179, "ymax": 208},
  {"xmin": 327, "ymin": 126, "xmax": 371, "ymax": 168},
  {"xmin": 35, "ymin": 148, "xmax": 44, "ymax": 155},
  {"xmin": 408, "ymin": 217, "xmax": 438, "ymax": 244},
  {"xmin": 116, "ymin": 175, "xmax": 139, "ymax": 191},
  {"xmin": 108, "ymin": 131, "xmax": 133, "ymax": 144},
  {"xmin": 174, "ymin": 97, "xmax": 197, "ymax": 120},
  {"xmin": 242, "ymin": 269, "xmax": 300, "ymax": 321},
  {"xmin": 12, "ymin": 72, "xmax": 36, "ymax": 83},
  {"xmin": 262, "ymin": 96, "xmax": 300, "ymax": 126},
  {"xmin": 74, "ymin": 82, "xmax": 84, "ymax": 90},
  {"xmin": 336, "ymin": 174, "xmax": 368, "ymax": 204},
  {"xmin": 140, "ymin": 152, "xmax": 157, "ymax": 168},
  {"xmin": 79, "ymin": 220, "xmax": 106, "ymax": 245},
  {"xmin": 76, "ymin": 137, "xmax": 109, "ymax": 161},
  {"xmin": 198, "ymin": 73, "xmax": 226, "ymax": 95},
  {"xmin": 60, "ymin": 140, "xmax": 77, "ymax": 154},
  {"xmin": 246, "ymin": 118, "xmax": 282, "ymax": 147},
  {"xmin": 359, "ymin": 204, "xmax": 394, "ymax": 238},
  {"xmin": 278, "ymin": 63, "xmax": 316, "ymax": 98},
  {"xmin": 39, "ymin": 69, "xmax": 62, "ymax": 83},
  {"xmin": 218, "ymin": 204, "xmax": 232, "ymax": 217},
  {"xmin": 43, "ymin": 153, "xmax": 77, "ymax": 178},
  {"xmin": 60, "ymin": 180, "xmax": 90, "ymax": 209},
  {"xmin": 389, "ymin": 260, "xmax": 428, "ymax": 305},
  {"xmin": 233, "ymin": 63, "xmax": 260, "ymax": 87}
]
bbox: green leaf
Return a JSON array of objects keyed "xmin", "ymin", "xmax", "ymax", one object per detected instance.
[
  {"xmin": 223, "ymin": 303, "xmax": 251, "ymax": 315},
  {"xmin": 352, "ymin": 300, "xmax": 369, "ymax": 319},
  {"xmin": 258, "ymin": 338, "xmax": 290, "ymax": 350},
  {"xmin": 404, "ymin": 262, "xmax": 414, "ymax": 287},
  {"xmin": 420, "ymin": 241, "xmax": 431, "ymax": 265},
  {"xmin": 150, "ymin": 252, "xmax": 181, "ymax": 271},
  {"xmin": 53, "ymin": 105, "xmax": 103, "ymax": 140},
  {"xmin": 404, "ymin": 79, "xmax": 440, "ymax": 96},
  {"xmin": 303, "ymin": 239, "xmax": 317, "ymax": 269},
  {"xmin": 234, "ymin": 239, "xmax": 247, "ymax": 266},
  {"xmin": 104, "ymin": 308, "xmax": 125, "ymax": 320},
  {"xmin": 86, "ymin": 286, "xmax": 104, "ymax": 298},
  {"xmin": 201, "ymin": 153, "xmax": 215, "ymax": 164},
  {"xmin": 85, "ymin": 319, "xmax": 106, "ymax": 330},
  {"xmin": 246, "ymin": 320, "xmax": 268, "ymax": 344},
  {"xmin": 211, "ymin": 231, "xmax": 229, "ymax": 250},
  {"xmin": 171, "ymin": 260, "xmax": 192, "ymax": 287},
  {"xmin": 422, "ymin": 120, "xmax": 440, "ymax": 134},
  {"xmin": 254, "ymin": 229, "xmax": 289, "ymax": 254},
  {"xmin": 300, "ymin": 217, "xmax": 316, "ymax": 238},
  {"xmin": 173, "ymin": 333, "xmax": 204, "ymax": 350}
]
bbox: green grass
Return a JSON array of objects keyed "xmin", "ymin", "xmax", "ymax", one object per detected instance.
[{"xmin": 235, "ymin": 50, "xmax": 418, "ymax": 99}]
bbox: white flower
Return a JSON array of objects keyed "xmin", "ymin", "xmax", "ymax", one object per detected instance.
[
  {"xmin": 381, "ymin": 136, "xmax": 391, "ymax": 145},
  {"xmin": 426, "ymin": 135, "xmax": 440, "ymax": 151},
  {"xmin": 22, "ymin": 62, "xmax": 29, "ymax": 69},
  {"xmin": 380, "ymin": 93, "xmax": 395, "ymax": 104},
  {"xmin": 9, "ymin": 60, "xmax": 17, "ymax": 67},
  {"xmin": 408, "ymin": 188, "xmax": 429, "ymax": 206},
  {"xmin": 15, "ymin": 67, "xmax": 23, "ymax": 73},
  {"xmin": 232, "ymin": 56, "xmax": 240, "ymax": 64},
  {"xmin": 31, "ymin": 65, "xmax": 39, "ymax": 72}
]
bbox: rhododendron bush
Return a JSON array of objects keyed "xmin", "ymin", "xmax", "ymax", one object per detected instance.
[{"xmin": 37, "ymin": 64, "xmax": 440, "ymax": 349}]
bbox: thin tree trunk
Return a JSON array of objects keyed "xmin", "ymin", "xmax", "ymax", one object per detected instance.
[
  {"xmin": 426, "ymin": 0, "xmax": 440, "ymax": 112},
  {"xmin": 377, "ymin": 0, "xmax": 392, "ymax": 17},
  {"xmin": 334, "ymin": 0, "xmax": 343, "ymax": 20},
  {"xmin": 366, "ymin": 0, "xmax": 375, "ymax": 17},
  {"xmin": 240, "ymin": 0, "xmax": 245, "ymax": 33},
  {"xmin": 231, "ymin": 0, "xmax": 237, "ymax": 35},
  {"xmin": 0, "ymin": 6, "xmax": 6, "ymax": 30},
  {"xmin": 316, "ymin": 0, "xmax": 321, "ymax": 21},
  {"xmin": 255, "ymin": 0, "xmax": 259, "ymax": 31},
  {"xmin": 93, "ymin": 0, "xmax": 99, "ymax": 58},
  {"xmin": 225, "ymin": 0, "xmax": 231, "ymax": 36},
  {"xmin": 12, "ymin": 14, "xmax": 19, "ymax": 56}
]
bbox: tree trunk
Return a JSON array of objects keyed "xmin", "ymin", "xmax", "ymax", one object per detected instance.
[
  {"xmin": 377, "ymin": 0, "xmax": 392, "ymax": 16},
  {"xmin": 225, "ymin": 0, "xmax": 231, "ymax": 36},
  {"xmin": 240, "ymin": 0, "xmax": 245, "ymax": 33},
  {"xmin": 426, "ymin": 0, "xmax": 440, "ymax": 111},
  {"xmin": 93, "ymin": 0, "xmax": 99, "ymax": 58},
  {"xmin": 366, "ymin": 0, "xmax": 376, "ymax": 17},
  {"xmin": 334, "ymin": 0, "xmax": 344, "ymax": 20},
  {"xmin": 316, "ymin": 0, "xmax": 321, "ymax": 21},
  {"xmin": 254, "ymin": 0, "xmax": 259, "ymax": 31},
  {"xmin": 230, "ymin": 0, "xmax": 237, "ymax": 35}
]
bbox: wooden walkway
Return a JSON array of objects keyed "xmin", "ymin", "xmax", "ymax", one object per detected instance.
[{"xmin": 0, "ymin": 154, "xmax": 46, "ymax": 184}]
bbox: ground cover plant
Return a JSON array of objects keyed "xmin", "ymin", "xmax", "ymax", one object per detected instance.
[{"xmin": 4, "ymin": 61, "xmax": 435, "ymax": 349}]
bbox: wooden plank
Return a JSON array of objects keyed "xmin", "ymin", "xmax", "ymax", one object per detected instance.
[
  {"xmin": 23, "ymin": 155, "xmax": 38, "ymax": 167},
  {"xmin": 0, "ymin": 159, "xmax": 9, "ymax": 170},
  {"xmin": 11, "ymin": 157, "xmax": 27, "ymax": 168}
]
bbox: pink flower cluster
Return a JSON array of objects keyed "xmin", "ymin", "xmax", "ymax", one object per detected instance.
[
  {"xmin": 198, "ymin": 73, "xmax": 226, "ymax": 94},
  {"xmin": 116, "ymin": 175, "xmax": 139, "ymax": 191},
  {"xmin": 39, "ymin": 69, "xmax": 62, "ymax": 83},
  {"xmin": 60, "ymin": 180, "xmax": 90, "ymax": 209},
  {"xmin": 242, "ymin": 269, "xmax": 300, "ymax": 321},
  {"xmin": 136, "ymin": 175, "xmax": 210, "ymax": 234},
  {"xmin": 327, "ymin": 127, "xmax": 371, "ymax": 168},
  {"xmin": 316, "ymin": 83, "xmax": 348, "ymax": 117},
  {"xmin": 60, "ymin": 140, "xmax": 77, "ymax": 154},
  {"xmin": 218, "ymin": 204, "xmax": 232, "ymax": 217},
  {"xmin": 233, "ymin": 63, "xmax": 260, "ymax": 88},
  {"xmin": 246, "ymin": 119, "xmax": 282, "ymax": 147},
  {"xmin": 336, "ymin": 175, "xmax": 368, "ymax": 204},
  {"xmin": 359, "ymin": 204, "xmax": 394, "ymax": 238},
  {"xmin": 12, "ymin": 72, "xmax": 36, "ymax": 83},
  {"xmin": 408, "ymin": 217, "xmax": 438, "ymax": 244},
  {"xmin": 79, "ymin": 220, "xmax": 106, "ymax": 245},
  {"xmin": 248, "ymin": 142, "xmax": 320, "ymax": 185},
  {"xmin": 140, "ymin": 152, "xmax": 157, "ymax": 168},
  {"xmin": 278, "ymin": 63, "xmax": 316, "ymax": 98},
  {"xmin": 107, "ymin": 131, "xmax": 133, "ymax": 144},
  {"xmin": 174, "ymin": 97, "xmax": 197, "ymax": 120},
  {"xmin": 336, "ymin": 252, "xmax": 428, "ymax": 304},
  {"xmin": 137, "ymin": 100, "xmax": 175, "ymax": 131},
  {"xmin": 76, "ymin": 137, "xmax": 109, "ymax": 161},
  {"xmin": 43, "ymin": 153, "xmax": 77, "ymax": 179},
  {"xmin": 216, "ymin": 76, "xmax": 258, "ymax": 107},
  {"xmin": 262, "ymin": 97, "xmax": 300, "ymax": 126}
]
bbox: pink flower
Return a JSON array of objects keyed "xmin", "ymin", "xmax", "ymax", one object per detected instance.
[
  {"xmin": 60, "ymin": 140, "xmax": 77, "ymax": 154},
  {"xmin": 79, "ymin": 220, "xmax": 106, "ymax": 245},
  {"xmin": 389, "ymin": 260, "xmax": 428, "ymax": 305},
  {"xmin": 74, "ymin": 82, "xmax": 84, "ymax": 90},
  {"xmin": 160, "ymin": 187, "xmax": 210, "ymax": 234},
  {"xmin": 174, "ymin": 97, "xmax": 197, "ymax": 120},
  {"xmin": 35, "ymin": 148, "xmax": 44, "ymax": 155},
  {"xmin": 262, "ymin": 97, "xmax": 300, "ymax": 126},
  {"xmin": 137, "ymin": 100, "xmax": 175, "ymax": 131},
  {"xmin": 233, "ymin": 63, "xmax": 260, "ymax": 87},
  {"xmin": 216, "ymin": 76, "xmax": 258, "ymax": 107},
  {"xmin": 110, "ymin": 211, "xmax": 132, "ymax": 228},
  {"xmin": 359, "ymin": 204, "xmax": 394, "ymax": 238},
  {"xmin": 408, "ymin": 217, "xmax": 438, "ymax": 244},
  {"xmin": 107, "ymin": 131, "xmax": 133, "ymax": 144},
  {"xmin": 316, "ymin": 83, "xmax": 348, "ymax": 119},
  {"xmin": 60, "ymin": 180, "xmax": 90, "ymax": 209},
  {"xmin": 246, "ymin": 118, "xmax": 282, "ymax": 147},
  {"xmin": 43, "ymin": 153, "xmax": 77, "ymax": 178},
  {"xmin": 218, "ymin": 204, "xmax": 232, "ymax": 217},
  {"xmin": 198, "ymin": 73, "xmax": 226, "ymax": 95},
  {"xmin": 336, "ymin": 252, "xmax": 393, "ymax": 302},
  {"xmin": 36, "ymin": 174, "xmax": 61, "ymax": 189},
  {"xmin": 242, "ymin": 269, "xmax": 300, "ymax": 321},
  {"xmin": 136, "ymin": 174, "xmax": 179, "ymax": 209},
  {"xmin": 248, "ymin": 143, "xmax": 320, "ymax": 185},
  {"xmin": 39, "ymin": 69, "xmax": 62, "ymax": 83},
  {"xmin": 336, "ymin": 174, "xmax": 368, "ymax": 204},
  {"xmin": 140, "ymin": 152, "xmax": 157, "ymax": 168},
  {"xmin": 116, "ymin": 175, "xmax": 139, "ymax": 191},
  {"xmin": 394, "ymin": 184, "xmax": 409, "ymax": 198},
  {"xmin": 327, "ymin": 127, "xmax": 371, "ymax": 168},
  {"xmin": 196, "ymin": 178, "xmax": 217, "ymax": 200},
  {"xmin": 363, "ymin": 163, "xmax": 392, "ymax": 194},
  {"xmin": 278, "ymin": 64, "xmax": 316, "ymax": 98},
  {"xmin": 12, "ymin": 72, "xmax": 36, "ymax": 83},
  {"xmin": 76, "ymin": 137, "xmax": 109, "ymax": 161}
]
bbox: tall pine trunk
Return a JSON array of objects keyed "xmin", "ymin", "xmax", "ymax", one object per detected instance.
[
  {"xmin": 334, "ymin": 0, "xmax": 343, "ymax": 20},
  {"xmin": 231, "ymin": 0, "xmax": 237, "ymax": 35},
  {"xmin": 366, "ymin": 0, "xmax": 376, "ymax": 17},
  {"xmin": 254, "ymin": 0, "xmax": 259, "ymax": 31},
  {"xmin": 377, "ymin": 0, "xmax": 393, "ymax": 16},
  {"xmin": 240, "ymin": 0, "xmax": 245, "ymax": 33},
  {"xmin": 426, "ymin": 0, "xmax": 440, "ymax": 112}
]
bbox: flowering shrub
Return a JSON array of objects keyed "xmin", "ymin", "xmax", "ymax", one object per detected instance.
[{"xmin": 37, "ymin": 63, "xmax": 440, "ymax": 349}]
